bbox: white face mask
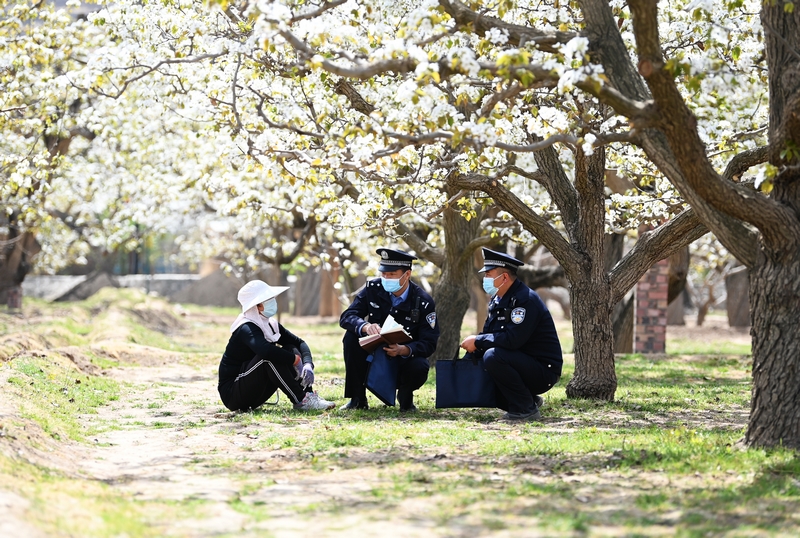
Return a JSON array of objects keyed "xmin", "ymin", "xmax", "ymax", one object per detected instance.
[{"xmin": 262, "ymin": 298, "xmax": 278, "ymax": 318}]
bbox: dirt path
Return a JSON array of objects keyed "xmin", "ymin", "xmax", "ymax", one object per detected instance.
[{"xmin": 77, "ymin": 362, "xmax": 447, "ymax": 537}]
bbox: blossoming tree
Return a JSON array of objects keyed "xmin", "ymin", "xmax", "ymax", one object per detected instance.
[{"xmin": 65, "ymin": 0, "xmax": 798, "ymax": 447}]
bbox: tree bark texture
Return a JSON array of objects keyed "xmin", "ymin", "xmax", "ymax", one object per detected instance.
[
  {"xmin": 0, "ymin": 228, "xmax": 40, "ymax": 308},
  {"xmin": 740, "ymin": 1, "xmax": 800, "ymax": 448},
  {"xmin": 430, "ymin": 182, "xmax": 482, "ymax": 363},
  {"xmin": 725, "ymin": 266, "xmax": 750, "ymax": 328},
  {"xmin": 618, "ymin": 0, "xmax": 800, "ymax": 447},
  {"xmin": 612, "ymin": 294, "xmax": 634, "ymax": 353},
  {"xmin": 566, "ymin": 278, "xmax": 617, "ymax": 400},
  {"xmin": 605, "ymin": 233, "xmax": 634, "ymax": 351},
  {"xmin": 746, "ymin": 251, "xmax": 800, "ymax": 448},
  {"xmin": 666, "ymin": 247, "xmax": 690, "ymax": 325},
  {"xmin": 565, "ymin": 148, "xmax": 618, "ymax": 400}
]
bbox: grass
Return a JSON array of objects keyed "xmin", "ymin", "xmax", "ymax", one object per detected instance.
[
  {"xmin": 4, "ymin": 354, "xmax": 121, "ymax": 441},
  {"xmin": 0, "ymin": 289, "xmax": 796, "ymax": 537}
]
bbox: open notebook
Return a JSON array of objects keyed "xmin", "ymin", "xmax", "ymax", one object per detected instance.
[{"xmin": 358, "ymin": 314, "xmax": 412, "ymax": 352}]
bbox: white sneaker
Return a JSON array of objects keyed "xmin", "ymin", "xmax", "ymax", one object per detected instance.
[{"xmin": 294, "ymin": 392, "xmax": 335, "ymax": 411}]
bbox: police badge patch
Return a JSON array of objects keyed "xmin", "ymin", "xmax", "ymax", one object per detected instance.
[
  {"xmin": 426, "ymin": 312, "xmax": 436, "ymax": 329},
  {"xmin": 511, "ymin": 307, "xmax": 526, "ymax": 324}
]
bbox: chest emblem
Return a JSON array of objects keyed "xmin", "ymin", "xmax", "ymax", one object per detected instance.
[
  {"xmin": 426, "ymin": 312, "xmax": 436, "ymax": 329},
  {"xmin": 511, "ymin": 307, "xmax": 526, "ymax": 324},
  {"xmin": 370, "ymin": 302, "xmax": 380, "ymax": 308}
]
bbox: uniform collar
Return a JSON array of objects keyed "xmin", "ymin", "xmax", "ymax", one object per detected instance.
[
  {"xmin": 391, "ymin": 281, "xmax": 412, "ymax": 305},
  {"xmin": 494, "ymin": 279, "xmax": 521, "ymax": 306}
]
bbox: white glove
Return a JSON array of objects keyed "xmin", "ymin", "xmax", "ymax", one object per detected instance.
[{"xmin": 298, "ymin": 363, "xmax": 315, "ymax": 388}]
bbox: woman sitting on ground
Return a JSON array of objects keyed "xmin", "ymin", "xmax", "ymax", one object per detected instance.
[{"xmin": 217, "ymin": 280, "xmax": 335, "ymax": 412}]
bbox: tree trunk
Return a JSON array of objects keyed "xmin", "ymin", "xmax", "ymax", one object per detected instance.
[
  {"xmin": 667, "ymin": 246, "xmax": 689, "ymax": 304},
  {"xmin": 0, "ymin": 228, "xmax": 40, "ymax": 309},
  {"xmin": 470, "ymin": 249, "xmax": 487, "ymax": 334},
  {"xmin": 740, "ymin": 0, "xmax": 800, "ymax": 450},
  {"xmin": 430, "ymin": 184, "xmax": 481, "ymax": 363},
  {"xmin": 667, "ymin": 247, "xmax": 689, "ymax": 327},
  {"xmin": 696, "ymin": 283, "xmax": 714, "ymax": 327},
  {"xmin": 433, "ymin": 271, "xmax": 471, "ymax": 362},
  {"xmin": 566, "ymin": 278, "xmax": 617, "ymax": 400},
  {"xmin": 612, "ymin": 294, "xmax": 634, "ymax": 353},
  {"xmin": 746, "ymin": 251, "xmax": 800, "ymax": 447},
  {"xmin": 667, "ymin": 292, "xmax": 686, "ymax": 326},
  {"xmin": 604, "ymin": 233, "xmax": 634, "ymax": 351},
  {"xmin": 565, "ymin": 147, "xmax": 617, "ymax": 401},
  {"xmin": 725, "ymin": 266, "xmax": 750, "ymax": 328}
]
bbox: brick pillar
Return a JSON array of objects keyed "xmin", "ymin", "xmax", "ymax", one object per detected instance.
[{"xmin": 635, "ymin": 258, "xmax": 669, "ymax": 353}]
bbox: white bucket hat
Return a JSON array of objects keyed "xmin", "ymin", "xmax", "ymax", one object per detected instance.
[{"xmin": 237, "ymin": 280, "xmax": 289, "ymax": 312}]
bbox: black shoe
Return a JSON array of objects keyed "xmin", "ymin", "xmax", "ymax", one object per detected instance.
[
  {"xmin": 499, "ymin": 408, "xmax": 542, "ymax": 422},
  {"xmin": 339, "ymin": 397, "xmax": 369, "ymax": 410},
  {"xmin": 398, "ymin": 389, "xmax": 414, "ymax": 411},
  {"xmin": 399, "ymin": 404, "xmax": 418, "ymax": 413}
]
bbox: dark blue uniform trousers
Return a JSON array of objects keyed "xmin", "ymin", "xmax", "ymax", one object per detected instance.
[
  {"xmin": 483, "ymin": 347, "xmax": 560, "ymax": 414},
  {"xmin": 342, "ymin": 331, "xmax": 429, "ymax": 400}
]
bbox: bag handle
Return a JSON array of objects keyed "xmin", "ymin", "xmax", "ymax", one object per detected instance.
[{"xmin": 453, "ymin": 350, "xmax": 481, "ymax": 365}]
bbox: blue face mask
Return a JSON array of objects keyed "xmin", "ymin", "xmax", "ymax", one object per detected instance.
[
  {"xmin": 482, "ymin": 274, "xmax": 502, "ymax": 295},
  {"xmin": 381, "ymin": 277, "xmax": 401, "ymax": 293},
  {"xmin": 381, "ymin": 272, "xmax": 407, "ymax": 294},
  {"xmin": 262, "ymin": 298, "xmax": 278, "ymax": 318}
]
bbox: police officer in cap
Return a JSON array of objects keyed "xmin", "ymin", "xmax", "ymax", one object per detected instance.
[
  {"xmin": 339, "ymin": 248, "xmax": 439, "ymax": 411},
  {"xmin": 460, "ymin": 248, "xmax": 563, "ymax": 421}
]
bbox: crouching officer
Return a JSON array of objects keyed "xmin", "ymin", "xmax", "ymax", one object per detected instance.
[
  {"xmin": 339, "ymin": 248, "xmax": 439, "ymax": 412},
  {"xmin": 460, "ymin": 248, "xmax": 562, "ymax": 421}
]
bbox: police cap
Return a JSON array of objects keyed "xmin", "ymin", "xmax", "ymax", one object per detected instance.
[
  {"xmin": 478, "ymin": 247, "xmax": 524, "ymax": 273},
  {"xmin": 376, "ymin": 248, "xmax": 417, "ymax": 272}
]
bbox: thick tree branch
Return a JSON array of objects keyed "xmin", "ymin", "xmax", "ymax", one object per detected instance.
[
  {"xmin": 628, "ymin": 0, "xmax": 800, "ymax": 250},
  {"xmin": 527, "ymin": 144, "xmax": 581, "ymax": 244},
  {"xmin": 723, "ymin": 146, "xmax": 770, "ymax": 181},
  {"xmin": 449, "ymin": 172, "xmax": 585, "ymax": 279},
  {"xmin": 579, "ymin": 0, "xmax": 761, "ymax": 267},
  {"xmin": 289, "ymin": 0, "xmax": 348, "ymax": 23},
  {"xmin": 334, "ymin": 79, "xmax": 375, "ymax": 115},
  {"xmin": 439, "ymin": 0, "xmax": 577, "ymax": 54},
  {"xmin": 609, "ymin": 207, "xmax": 707, "ymax": 304},
  {"xmin": 517, "ymin": 264, "xmax": 568, "ymax": 289},
  {"xmin": 396, "ymin": 221, "xmax": 446, "ymax": 267}
]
